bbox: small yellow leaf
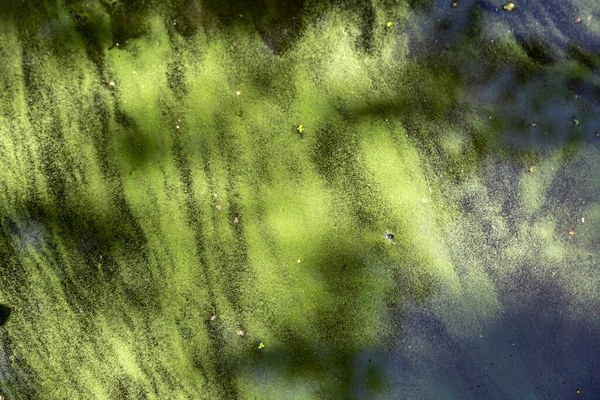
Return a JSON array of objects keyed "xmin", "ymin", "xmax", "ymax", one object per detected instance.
[
  {"xmin": 503, "ymin": 2, "xmax": 515, "ymax": 11},
  {"xmin": 258, "ymin": 342, "xmax": 265, "ymax": 349},
  {"xmin": 386, "ymin": 21, "xmax": 393, "ymax": 27}
]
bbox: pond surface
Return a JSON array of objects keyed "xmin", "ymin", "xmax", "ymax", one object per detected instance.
[{"xmin": 0, "ymin": 0, "xmax": 599, "ymax": 399}]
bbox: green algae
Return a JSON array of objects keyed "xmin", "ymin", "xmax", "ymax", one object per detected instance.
[{"xmin": 1, "ymin": 0, "xmax": 600, "ymax": 399}]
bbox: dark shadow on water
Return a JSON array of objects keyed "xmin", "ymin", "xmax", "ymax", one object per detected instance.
[{"xmin": 0, "ymin": 305, "xmax": 11, "ymax": 326}]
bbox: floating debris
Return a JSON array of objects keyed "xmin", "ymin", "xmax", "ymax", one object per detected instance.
[
  {"xmin": 451, "ymin": 1, "xmax": 459, "ymax": 8},
  {"xmin": 233, "ymin": 217, "xmax": 239, "ymax": 224},
  {"xmin": 530, "ymin": 166, "xmax": 535, "ymax": 173},
  {"xmin": 236, "ymin": 329, "xmax": 245, "ymax": 336},
  {"xmin": 503, "ymin": 2, "xmax": 516, "ymax": 11},
  {"xmin": 574, "ymin": 17, "xmax": 582, "ymax": 23},
  {"xmin": 216, "ymin": 205, "xmax": 222, "ymax": 212},
  {"xmin": 258, "ymin": 342, "xmax": 265, "ymax": 349},
  {"xmin": 210, "ymin": 315, "xmax": 216, "ymax": 321},
  {"xmin": 551, "ymin": 271, "xmax": 557, "ymax": 276},
  {"xmin": 108, "ymin": 81, "xmax": 115, "ymax": 87},
  {"xmin": 568, "ymin": 230, "xmax": 575, "ymax": 236}
]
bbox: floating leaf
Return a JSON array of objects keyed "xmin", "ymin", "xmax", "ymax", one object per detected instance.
[
  {"xmin": 297, "ymin": 124, "xmax": 304, "ymax": 133},
  {"xmin": 503, "ymin": 2, "xmax": 515, "ymax": 11}
]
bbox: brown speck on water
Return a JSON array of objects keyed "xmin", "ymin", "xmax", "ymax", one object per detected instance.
[{"xmin": 280, "ymin": 207, "xmax": 284, "ymax": 212}]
